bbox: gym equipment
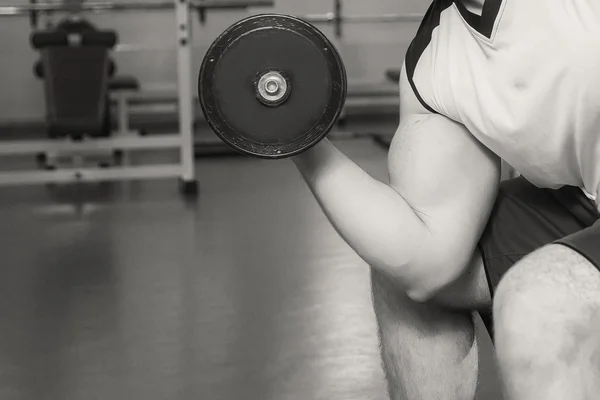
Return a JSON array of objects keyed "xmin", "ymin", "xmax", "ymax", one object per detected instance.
[
  {"xmin": 2, "ymin": 0, "xmax": 424, "ymax": 38},
  {"xmin": 199, "ymin": 14, "xmax": 347, "ymax": 159},
  {"xmin": 32, "ymin": 19, "xmax": 116, "ymax": 140},
  {"xmin": 33, "ymin": 18, "xmax": 143, "ymax": 170},
  {"xmin": 29, "ymin": 0, "xmax": 38, "ymax": 29},
  {"xmin": 31, "ymin": 18, "xmax": 140, "ymax": 171},
  {"xmin": 304, "ymin": 12, "xmax": 423, "ymax": 24},
  {"xmin": 6, "ymin": 0, "xmax": 405, "ymax": 162},
  {"xmin": 0, "ymin": 0, "xmax": 273, "ymax": 192},
  {"xmin": 0, "ymin": 0, "xmax": 273, "ymax": 15},
  {"xmin": 305, "ymin": 0, "xmax": 422, "ymax": 39}
]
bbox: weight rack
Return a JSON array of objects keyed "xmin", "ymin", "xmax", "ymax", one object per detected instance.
[{"xmin": 0, "ymin": 0, "xmax": 273, "ymax": 192}]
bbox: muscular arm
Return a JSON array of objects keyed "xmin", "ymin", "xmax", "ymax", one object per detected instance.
[{"xmin": 292, "ymin": 65, "xmax": 501, "ymax": 302}]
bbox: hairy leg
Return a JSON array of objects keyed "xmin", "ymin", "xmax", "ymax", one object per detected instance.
[
  {"xmin": 371, "ymin": 251, "xmax": 491, "ymax": 400},
  {"xmin": 494, "ymin": 244, "xmax": 600, "ymax": 400}
]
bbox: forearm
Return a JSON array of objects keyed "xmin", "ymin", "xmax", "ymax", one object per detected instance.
[{"xmin": 292, "ymin": 139, "xmax": 430, "ymax": 289}]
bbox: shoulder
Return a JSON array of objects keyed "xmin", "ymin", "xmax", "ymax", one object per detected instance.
[
  {"xmin": 404, "ymin": 0, "xmax": 457, "ymax": 115},
  {"xmin": 399, "ymin": 62, "xmax": 432, "ymax": 117},
  {"xmin": 405, "ymin": 0, "xmax": 455, "ymax": 72}
]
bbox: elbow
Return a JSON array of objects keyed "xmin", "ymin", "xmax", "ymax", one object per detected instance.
[
  {"xmin": 391, "ymin": 262, "xmax": 464, "ymax": 304},
  {"xmin": 405, "ymin": 283, "xmax": 439, "ymax": 304},
  {"xmin": 370, "ymin": 242, "xmax": 472, "ymax": 304},
  {"xmin": 375, "ymin": 268, "xmax": 444, "ymax": 304},
  {"xmin": 372, "ymin": 261, "xmax": 444, "ymax": 304},
  {"xmin": 406, "ymin": 284, "xmax": 440, "ymax": 304}
]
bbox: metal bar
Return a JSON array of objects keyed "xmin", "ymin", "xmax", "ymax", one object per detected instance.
[
  {"xmin": 0, "ymin": 165, "xmax": 182, "ymax": 186},
  {"xmin": 113, "ymin": 93, "xmax": 130, "ymax": 135},
  {"xmin": 334, "ymin": 0, "xmax": 342, "ymax": 38},
  {"xmin": 114, "ymin": 43, "xmax": 174, "ymax": 52},
  {"xmin": 109, "ymin": 88, "xmax": 178, "ymax": 103},
  {"xmin": 29, "ymin": 0, "xmax": 37, "ymax": 28},
  {"xmin": 303, "ymin": 12, "xmax": 423, "ymax": 24},
  {"xmin": 0, "ymin": 0, "xmax": 273, "ymax": 16},
  {"xmin": 176, "ymin": 0, "xmax": 196, "ymax": 183},
  {"xmin": 344, "ymin": 13, "xmax": 423, "ymax": 23},
  {"xmin": 0, "ymin": 135, "xmax": 182, "ymax": 155},
  {"xmin": 197, "ymin": 0, "xmax": 207, "ymax": 24}
]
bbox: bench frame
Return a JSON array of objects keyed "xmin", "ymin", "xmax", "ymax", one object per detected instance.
[{"xmin": 0, "ymin": 0, "xmax": 197, "ymax": 194}]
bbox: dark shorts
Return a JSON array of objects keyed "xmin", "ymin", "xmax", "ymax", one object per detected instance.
[{"xmin": 477, "ymin": 177, "xmax": 600, "ymax": 335}]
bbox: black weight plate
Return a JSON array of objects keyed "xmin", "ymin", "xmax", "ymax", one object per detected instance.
[{"xmin": 198, "ymin": 14, "xmax": 347, "ymax": 159}]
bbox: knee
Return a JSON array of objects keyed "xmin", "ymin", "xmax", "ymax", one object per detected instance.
[
  {"xmin": 493, "ymin": 248, "xmax": 547, "ymax": 336},
  {"xmin": 492, "ymin": 261, "xmax": 547, "ymax": 363},
  {"xmin": 493, "ymin": 244, "xmax": 600, "ymax": 364}
]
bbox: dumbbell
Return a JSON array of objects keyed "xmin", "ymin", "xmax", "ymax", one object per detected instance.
[{"xmin": 198, "ymin": 14, "xmax": 347, "ymax": 159}]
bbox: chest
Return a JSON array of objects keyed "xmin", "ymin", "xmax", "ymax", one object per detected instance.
[{"xmin": 441, "ymin": 5, "xmax": 600, "ymax": 139}]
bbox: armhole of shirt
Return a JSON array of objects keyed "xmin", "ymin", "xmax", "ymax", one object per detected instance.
[{"xmin": 405, "ymin": 0, "xmax": 454, "ymax": 114}]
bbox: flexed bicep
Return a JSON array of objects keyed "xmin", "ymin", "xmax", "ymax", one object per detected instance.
[{"xmin": 386, "ymin": 65, "xmax": 501, "ymax": 301}]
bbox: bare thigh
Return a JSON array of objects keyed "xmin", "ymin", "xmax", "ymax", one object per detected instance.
[{"xmin": 493, "ymin": 244, "xmax": 600, "ymax": 400}]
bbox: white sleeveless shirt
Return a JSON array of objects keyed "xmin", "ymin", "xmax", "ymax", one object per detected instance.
[{"xmin": 405, "ymin": 0, "xmax": 600, "ymax": 201}]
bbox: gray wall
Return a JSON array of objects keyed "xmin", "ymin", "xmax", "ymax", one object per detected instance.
[{"xmin": 0, "ymin": 0, "xmax": 429, "ymax": 122}]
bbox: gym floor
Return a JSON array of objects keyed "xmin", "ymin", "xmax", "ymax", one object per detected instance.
[{"xmin": 0, "ymin": 139, "xmax": 502, "ymax": 400}]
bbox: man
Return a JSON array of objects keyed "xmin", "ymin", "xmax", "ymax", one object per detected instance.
[{"xmin": 292, "ymin": 0, "xmax": 600, "ymax": 399}]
